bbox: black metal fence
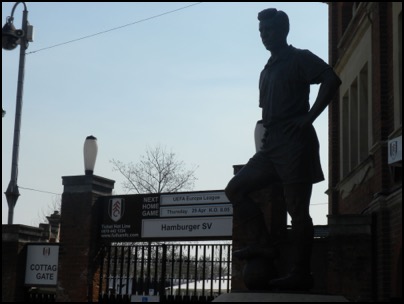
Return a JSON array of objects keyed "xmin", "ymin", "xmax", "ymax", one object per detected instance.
[
  {"xmin": 98, "ymin": 242, "xmax": 232, "ymax": 302},
  {"xmin": 25, "ymin": 291, "xmax": 56, "ymax": 302}
]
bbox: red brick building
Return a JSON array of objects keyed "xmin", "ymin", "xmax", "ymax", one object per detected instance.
[{"xmin": 327, "ymin": 2, "xmax": 402, "ymax": 301}]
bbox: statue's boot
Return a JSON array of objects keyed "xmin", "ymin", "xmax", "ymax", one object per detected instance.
[{"xmin": 269, "ymin": 218, "xmax": 314, "ymax": 291}]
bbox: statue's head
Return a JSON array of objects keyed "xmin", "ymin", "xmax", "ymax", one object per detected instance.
[{"xmin": 258, "ymin": 8, "xmax": 289, "ymax": 51}]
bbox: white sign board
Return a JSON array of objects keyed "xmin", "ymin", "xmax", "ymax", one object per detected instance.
[
  {"xmin": 160, "ymin": 204, "xmax": 233, "ymax": 218},
  {"xmin": 388, "ymin": 135, "xmax": 402, "ymax": 165},
  {"xmin": 142, "ymin": 217, "xmax": 232, "ymax": 238},
  {"xmin": 131, "ymin": 295, "xmax": 160, "ymax": 302},
  {"xmin": 25, "ymin": 244, "xmax": 59, "ymax": 286},
  {"xmin": 160, "ymin": 191, "xmax": 229, "ymax": 206}
]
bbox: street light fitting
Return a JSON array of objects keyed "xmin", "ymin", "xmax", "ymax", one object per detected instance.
[
  {"xmin": 2, "ymin": 17, "xmax": 24, "ymax": 51},
  {"xmin": 84, "ymin": 135, "xmax": 98, "ymax": 175}
]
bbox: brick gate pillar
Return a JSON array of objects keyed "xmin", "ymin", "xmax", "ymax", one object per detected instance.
[{"xmin": 57, "ymin": 175, "xmax": 114, "ymax": 302}]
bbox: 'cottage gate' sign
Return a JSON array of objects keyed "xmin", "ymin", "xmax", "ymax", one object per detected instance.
[{"xmin": 25, "ymin": 244, "xmax": 59, "ymax": 286}]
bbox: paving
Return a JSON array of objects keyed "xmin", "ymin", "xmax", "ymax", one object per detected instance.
[{"xmin": 213, "ymin": 292, "xmax": 349, "ymax": 302}]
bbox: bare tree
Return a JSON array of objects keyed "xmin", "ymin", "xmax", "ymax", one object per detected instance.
[
  {"xmin": 111, "ymin": 145, "xmax": 197, "ymax": 194},
  {"xmin": 38, "ymin": 195, "xmax": 61, "ymax": 225}
]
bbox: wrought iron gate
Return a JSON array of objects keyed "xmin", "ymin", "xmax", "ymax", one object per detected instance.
[{"xmin": 98, "ymin": 242, "xmax": 232, "ymax": 302}]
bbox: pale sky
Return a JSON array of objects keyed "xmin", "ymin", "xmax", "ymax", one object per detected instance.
[{"xmin": 2, "ymin": 2, "xmax": 330, "ymax": 226}]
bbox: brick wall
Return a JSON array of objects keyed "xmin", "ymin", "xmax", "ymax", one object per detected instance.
[
  {"xmin": 389, "ymin": 190, "xmax": 402, "ymax": 299},
  {"xmin": 327, "ymin": 2, "xmax": 341, "ymax": 216},
  {"xmin": 327, "ymin": 2, "xmax": 402, "ymax": 301},
  {"xmin": 327, "ymin": 215, "xmax": 373, "ymax": 301},
  {"xmin": 2, "ymin": 224, "xmax": 51, "ymax": 302},
  {"xmin": 57, "ymin": 175, "xmax": 114, "ymax": 302},
  {"xmin": 2, "ymin": 241, "xmax": 26, "ymax": 302}
]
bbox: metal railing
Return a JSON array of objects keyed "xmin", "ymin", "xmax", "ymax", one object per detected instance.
[{"xmin": 98, "ymin": 242, "xmax": 232, "ymax": 302}]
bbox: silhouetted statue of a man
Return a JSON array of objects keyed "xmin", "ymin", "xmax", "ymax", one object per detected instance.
[{"xmin": 225, "ymin": 8, "xmax": 341, "ymax": 291}]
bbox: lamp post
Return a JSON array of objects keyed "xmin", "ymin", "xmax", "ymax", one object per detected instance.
[{"xmin": 3, "ymin": 2, "xmax": 33, "ymax": 224}]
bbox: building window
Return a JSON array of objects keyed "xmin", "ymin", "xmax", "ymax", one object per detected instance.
[
  {"xmin": 359, "ymin": 64, "xmax": 369, "ymax": 162},
  {"xmin": 392, "ymin": 5, "xmax": 402, "ymax": 130},
  {"xmin": 341, "ymin": 63, "xmax": 370, "ymax": 178},
  {"xmin": 398, "ymin": 11, "xmax": 402, "ymax": 126}
]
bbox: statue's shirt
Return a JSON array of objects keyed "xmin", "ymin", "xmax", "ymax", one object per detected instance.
[
  {"xmin": 250, "ymin": 45, "xmax": 330, "ymax": 184},
  {"xmin": 259, "ymin": 45, "xmax": 330, "ymax": 127}
]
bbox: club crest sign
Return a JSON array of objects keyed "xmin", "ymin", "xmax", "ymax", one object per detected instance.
[{"xmin": 109, "ymin": 198, "xmax": 125, "ymax": 222}]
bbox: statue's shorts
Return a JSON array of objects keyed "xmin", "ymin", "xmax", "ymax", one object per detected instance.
[{"xmin": 246, "ymin": 122, "xmax": 324, "ymax": 185}]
